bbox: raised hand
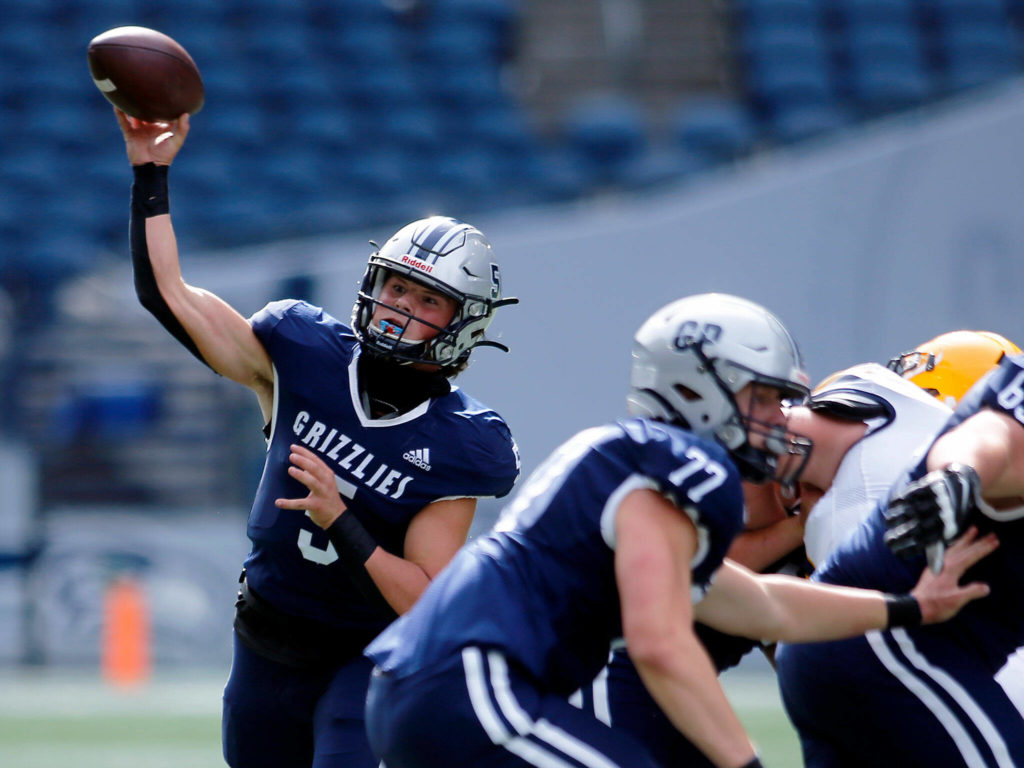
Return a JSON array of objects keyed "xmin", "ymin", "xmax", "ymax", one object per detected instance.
[
  {"xmin": 275, "ymin": 444, "xmax": 347, "ymax": 530},
  {"xmin": 884, "ymin": 463, "xmax": 981, "ymax": 573},
  {"xmin": 910, "ymin": 526, "xmax": 997, "ymax": 624},
  {"xmin": 114, "ymin": 107, "xmax": 189, "ymax": 167}
]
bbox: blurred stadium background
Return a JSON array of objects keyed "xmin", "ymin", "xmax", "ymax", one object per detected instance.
[{"xmin": 2, "ymin": 0, "xmax": 1024, "ymax": 763}]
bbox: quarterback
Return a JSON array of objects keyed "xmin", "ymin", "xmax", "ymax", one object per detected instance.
[{"xmin": 113, "ymin": 109, "xmax": 520, "ymax": 767}]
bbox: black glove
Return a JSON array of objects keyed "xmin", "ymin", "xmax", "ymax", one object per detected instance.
[{"xmin": 884, "ymin": 464, "xmax": 980, "ymax": 573}]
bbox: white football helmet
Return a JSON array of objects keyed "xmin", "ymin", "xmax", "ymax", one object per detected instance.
[
  {"xmin": 352, "ymin": 216, "xmax": 518, "ymax": 368},
  {"xmin": 627, "ymin": 293, "xmax": 812, "ymax": 483}
]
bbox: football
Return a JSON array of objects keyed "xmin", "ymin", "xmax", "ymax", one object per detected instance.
[{"xmin": 87, "ymin": 26, "xmax": 204, "ymax": 122}]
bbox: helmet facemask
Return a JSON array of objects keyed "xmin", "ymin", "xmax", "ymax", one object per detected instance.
[
  {"xmin": 695, "ymin": 347, "xmax": 813, "ymax": 487},
  {"xmin": 354, "ymin": 262, "xmax": 464, "ymax": 367}
]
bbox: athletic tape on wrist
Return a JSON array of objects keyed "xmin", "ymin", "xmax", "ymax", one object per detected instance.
[
  {"xmin": 885, "ymin": 594, "xmax": 923, "ymax": 628},
  {"xmin": 326, "ymin": 513, "xmax": 378, "ymax": 564},
  {"xmin": 132, "ymin": 163, "xmax": 169, "ymax": 216}
]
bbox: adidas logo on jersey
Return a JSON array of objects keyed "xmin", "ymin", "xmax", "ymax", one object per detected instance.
[{"xmin": 403, "ymin": 448, "xmax": 432, "ymax": 471}]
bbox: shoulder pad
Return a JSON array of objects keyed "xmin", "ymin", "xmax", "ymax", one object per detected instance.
[{"xmin": 808, "ymin": 389, "xmax": 894, "ymax": 422}]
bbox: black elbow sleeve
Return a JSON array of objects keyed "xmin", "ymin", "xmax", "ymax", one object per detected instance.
[{"xmin": 130, "ymin": 163, "xmax": 212, "ymax": 370}]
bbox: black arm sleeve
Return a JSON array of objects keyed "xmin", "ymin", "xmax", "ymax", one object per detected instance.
[{"xmin": 130, "ymin": 163, "xmax": 213, "ymax": 370}]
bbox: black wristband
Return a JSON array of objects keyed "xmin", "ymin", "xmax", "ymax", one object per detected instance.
[
  {"xmin": 885, "ymin": 593, "xmax": 923, "ymax": 628},
  {"xmin": 739, "ymin": 757, "xmax": 764, "ymax": 768},
  {"xmin": 132, "ymin": 162, "xmax": 170, "ymax": 216},
  {"xmin": 326, "ymin": 513, "xmax": 378, "ymax": 564}
]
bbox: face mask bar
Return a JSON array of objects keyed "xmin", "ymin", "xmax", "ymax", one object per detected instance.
[
  {"xmin": 733, "ymin": 380, "xmax": 813, "ymax": 487},
  {"xmin": 887, "ymin": 350, "xmax": 935, "ymax": 378},
  {"xmin": 358, "ymin": 286, "xmax": 458, "ymax": 364}
]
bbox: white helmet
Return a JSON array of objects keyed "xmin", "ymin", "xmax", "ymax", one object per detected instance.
[
  {"xmin": 627, "ymin": 293, "xmax": 812, "ymax": 483},
  {"xmin": 352, "ymin": 216, "xmax": 518, "ymax": 368}
]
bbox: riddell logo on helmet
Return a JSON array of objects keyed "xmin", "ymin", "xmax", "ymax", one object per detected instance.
[{"xmin": 401, "ymin": 255, "xmax": 434, "ymax": 273}]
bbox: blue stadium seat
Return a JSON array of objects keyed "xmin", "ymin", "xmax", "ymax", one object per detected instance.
[
  {"xmin": 833, "ymin": 0, "xmax": 916, "ymax": 26},
  {"xmin": 669, "ymin": 95, "xmax": 760, "ymax": 164},
  {"xmin": 842, "ymin": 22, "xmax": 935, "ymax": 110},
  {"xmin": 415, "ymin": 18, "xmax": 503, "ymax": 63},
  {"xmin": 737, "ymin": 0, "xmax": 823, "ymax": 26},
  {"xmin": 769, "ymin": 100, "xmax": 853, "ymax": 143},
  {"xmin": 942, "ymin": 23, "xmax": 1021, "ymax": 89},
  {"xmin": 461, "ymin": 103, "xmax": 539, "ymax": 156},
  {"xmin": 925, "ymin": 0, "xmax": 1009, "ymax": 24},
  {"xmin": 739, "ymin": 22, "xmax": 832, "ymax": 65},
  {"xmin": 747, "ymin": 58, "xmax": 836, "ymax": 115},
  {"xmin": 560, "ymin": 93, "xmax": 651, "ymax": 186},
  {"xmin": 320, "ymin": 18, "xmax": 402, "ymax": 66},
  {"xmin": 342, "ymin": 62, "xmax": 420, "ymax": 108},
  {"xmin": 416, "ymin": 61, "xmax": 507, "ymax": 107},
  {"xmin": 845, "ymin": 58, "xmax": 933, "ymax": 112}
]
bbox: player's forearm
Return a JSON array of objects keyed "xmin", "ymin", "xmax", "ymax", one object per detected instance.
[
  {"xmin": 633, "ymin": 634, "xmax": 758, "ymax": 768},
  {"xmin": 130, "ymin": 163, "xmax": 210, "ymax": 367},
  {"xmin": 365, "ymin": 548, "xmax": 434, "ymax": 616},
  {"xmin": 759, "ymin": 575, "xmax": 889, "ymax": 642}
]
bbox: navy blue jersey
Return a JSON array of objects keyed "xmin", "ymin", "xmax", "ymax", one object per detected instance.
[
  {"xmin": 242, "ymin": 300, "xmax": 519, "ymax": 635},
  {"xmin": 366, "ymin": 418, "xmax": 745, "ymax": 696},
  {"xmin": 816, "ymin": 353, "xmax": 1024, "ymax": 672}
]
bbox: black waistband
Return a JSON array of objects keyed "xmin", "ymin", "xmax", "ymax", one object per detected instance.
[{"xmin": 234, "ymin": 574, "xmax": 375, "ymax": 669}]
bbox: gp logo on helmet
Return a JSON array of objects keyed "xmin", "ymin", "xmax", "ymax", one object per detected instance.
[{"xmin": 674, "ymin": 322, "xmax": 723, "ymax": 349}]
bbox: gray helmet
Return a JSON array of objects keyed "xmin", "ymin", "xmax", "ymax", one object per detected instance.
[
  {"xmin": 627, "ymin": 293, "xmax": 812, "ymax": 483},
  {"xmin": 352, "ymin": 216, "xmax": 518, "ymax": 368}
]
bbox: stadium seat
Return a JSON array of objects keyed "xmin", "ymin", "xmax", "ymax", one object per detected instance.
[
  {"xmin": 737, "ymin": 0, "xmax": 823, "ymax": 26},
  {"xmin": 833, "ymin": 0, "xmax": 917, "ymax": 26},
  {"xmin": 926, "ymin": 0, "xmax": 1009, "ymax": 25},
  {"xmin": 746, "ymin": 57, "xmax": 836, "ymax": 116},
  {"xmin": 942, "ymin": 23, "xmax": 1021, "ymax": 89},
  {"xmin": 342, "ymin": 62, "xmax": 420, "ymax": 108},
  {"xmin": 769, "ymin": 100, "xmax": 853, "ymax": 143},
  {"xmin": 841, "ymin": 22, "xmax": 935, "ymax": 110},
  {"xmin": 669, "ymin": 95, "xmax": 760, "ymax": 164},
  {"xmin": 416, "ymin": 60, "xmax": 508, "ymax": 107},
  {"xmin": 560, "ymin": 93, "xmax": 650, "ymax": 185},
  {"xmin": 739, "ymin": 22, "xmax": 833, "ymax": 65}
]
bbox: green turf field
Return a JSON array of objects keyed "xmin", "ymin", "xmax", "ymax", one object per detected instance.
[{"xmin": 0, "ymin": 664, "xmax": 801, "ymax": 767}]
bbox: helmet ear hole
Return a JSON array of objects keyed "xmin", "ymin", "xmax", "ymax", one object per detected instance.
[{"xmin": 673, "ymin": 384, "xmax": 701, "ymax": 402}]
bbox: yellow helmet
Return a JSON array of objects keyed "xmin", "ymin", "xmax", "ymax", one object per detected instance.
[{"xmin": 887, "ymin": 330, "xmax": 1021, "ymax": 408}]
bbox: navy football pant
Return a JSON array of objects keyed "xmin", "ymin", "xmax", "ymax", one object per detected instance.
[
  {"xmin": 222, "ymin": 632, "xmax": 377, "ymax": 768},
  {"xmin": 572, "ymin": 650, "xmax": 715, "ymax": 768},
  {"xmin": 777, "ymin": 629, "xmax": 1024, "ymax": 768},
  {"xmin": 365, "ymin": 646, "xmax": 661, "ymax": 768}
]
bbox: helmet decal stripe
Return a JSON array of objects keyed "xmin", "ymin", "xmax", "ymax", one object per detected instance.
[{"xmin": 410, "ymin": 219, "xmax": 474, "ymax": 264}]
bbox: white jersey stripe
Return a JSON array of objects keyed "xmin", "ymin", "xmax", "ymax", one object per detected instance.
[
  {"xmin": 463, "ymin": 648, "xmax": 575, "ymax": 768},
  {"xmin": 590, "ymin": 662, "xmax": 611, "ymax": 727},
  {"xmin": 892, "ymin": 629, "xmax": 1015, "ymax": 768},
  {"xmin": 867, "ymin": 631, "xmax": 988, "ymax": 767},
  {"xmin": 464, "ymin": 647, "xmax": 627, "ymax": 768},
  {"xmin": 487, "ymin": 651, "xmax": 623, "ymax": 768}
]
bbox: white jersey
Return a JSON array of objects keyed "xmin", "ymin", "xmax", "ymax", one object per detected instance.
[{"xmin": 803, "ymin": 363, "xmax": 952, "ymax": 567}]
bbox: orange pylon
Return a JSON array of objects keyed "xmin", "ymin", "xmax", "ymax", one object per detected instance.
[{"xmin": 101, "ymin": 576, "xmax": 151, "ymax": 687}]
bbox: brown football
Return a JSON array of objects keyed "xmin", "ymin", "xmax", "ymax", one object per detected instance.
[{"xmin": 88, "ymin": 26, "xmax": 204, "ymax": 122}]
